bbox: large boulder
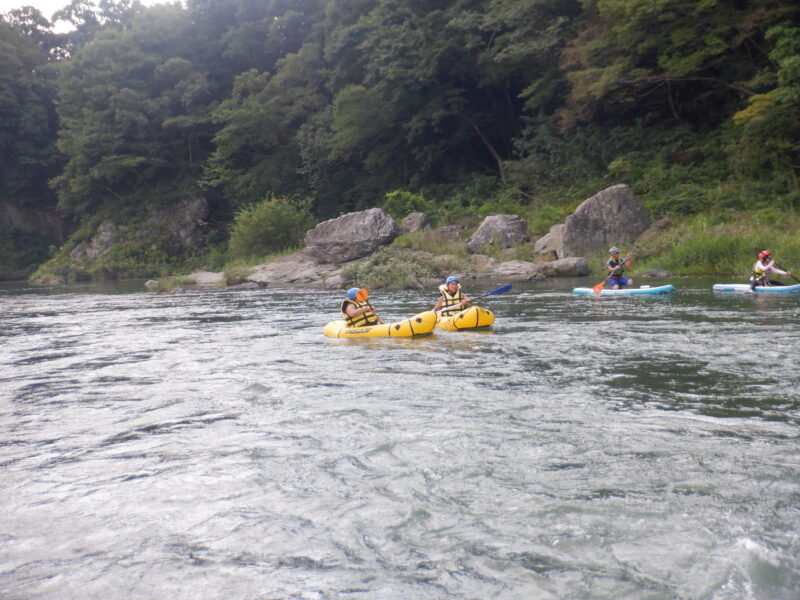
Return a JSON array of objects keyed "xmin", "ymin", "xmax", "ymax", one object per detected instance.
[
  {"xmin": 492, "ymin": 260, "xmax": 546, "ymax": 281},
  {"xmin": 532, "ymin": 257, "xmax": 590, "ymax": 277},
  {"xmin": 247, "ymin": 250, "xmax": 348, "ymax": 289},
  {"xmin": 305, "ymin": 208, "xmax": 400, "ymax": 264},
  {"xmin": 466, "ymin": 214, "xmax": 530, "ymax": 254},
  {"xmin": 489, "ymin": 257, "xmax": 589, "ymax": 281},
  {"xmin": 558, "ymin": 184, "xmax": 649, "ymax": 258}
]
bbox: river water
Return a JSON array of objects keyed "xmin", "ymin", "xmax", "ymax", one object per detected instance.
[{"xmin": 1, "ymin": 278, "xmax": 798, "ymax": 599}]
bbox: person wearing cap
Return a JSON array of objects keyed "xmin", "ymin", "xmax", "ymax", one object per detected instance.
[
  {"xmin": 341, "ymin": 287, "xmax": 381, "ymax": 327},
  {"xmin": 606, "ymin": 247, "xmax": 633, "ymax": 289},
  {"xmin": 434, "ymin": 276, "xmax": 472, "ymax": 315},
  {"xmin": 750, "ymin": 250, "xmax": 791, "ymax": 288}
]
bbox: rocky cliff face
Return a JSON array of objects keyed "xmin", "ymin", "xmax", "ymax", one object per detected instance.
[
  {"xmin": 0, "ymin": 200, "xmax": 73, "ymax": 244},
  {"xmin": 33, "ymin": 195, "xmax": 209, "ymax": 283}
]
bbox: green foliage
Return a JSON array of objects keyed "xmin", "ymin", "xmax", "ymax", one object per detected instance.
[
  {"xmin": 222, "ymin": 261, "xmax": 254, "ymax": 286},
  {"xmin": 392, "ymin": 230, "xmax": 467, "ymax": 259},
  {"xmin": 381, "ymin": 190, "xmax": 435, "ymax": 221},
  {"xmin": 341, "ymin": 247, "xmax": 440, "ymax": 290},
  {"xmin": 204, "ymin": 44, "xmax": 329, "ymax": 208},
  {"xmin": 0, "ymin": 20, "xmax": 62, "ymax": 207},
  {"xmin": 634, "ymin": 212, "xmax": 800, "ymax": 276},
  {"xmin": 227, "ymin": 196, "xmax": 315, "ymax": 260},
  {"xmin": 561, "ymin": 0, "xmax": 785, "ymax": 125},
  {"xmin": 7, "ymin": 0, "xmax": 800, "ymax": 281},
  {"xmin": 51, "ymin": 4, "xmax": 215, "ymax": 218}
]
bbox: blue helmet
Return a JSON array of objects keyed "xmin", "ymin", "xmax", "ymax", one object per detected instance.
[
  {"xmin": 347, "ymin": 287, "xmax": 361, "ymax": 300},
  {"xmin": 445, "ymin": 276, "xmax": 459, "ymax": 284}
]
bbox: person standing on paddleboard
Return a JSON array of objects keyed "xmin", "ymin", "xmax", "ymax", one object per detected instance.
[
  {"xmin": 607, "ymin": 247, "xmax": 633, "ymax": 289},
  {"xmin": 434, "ymin": 276, "xmax": 472, "ymax": 316},
  {"xmin": 750, "ymin": 250, "xmax": 791, "ymax": 288}
]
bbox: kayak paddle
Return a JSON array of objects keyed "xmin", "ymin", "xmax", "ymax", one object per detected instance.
[
  {"xmin": 435, "ymin": 283, "xmax": 512, "ymax": 314},
  {"xmin": 592, "ymin": 278, "xmax": 609, "ymax": 295},
  {"xmin": 774, "ymin": 262, "xmax": 800, "ymax": 284}
]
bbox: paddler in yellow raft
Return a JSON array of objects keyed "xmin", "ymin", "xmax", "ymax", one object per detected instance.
[
  {"xmin": 433, "ymin": 276, "xmax": 495, "ymax": 330},
  {"xmin": 433, "ymin": 276, "xmax": 472, "ymax": 315},
  {"xmin": 324, "ymin": 287, "xmax": 437, "ymax": 337},
  {"xmin": 341, "ymin": 287, "xmax": 382, "ymax": 326}
]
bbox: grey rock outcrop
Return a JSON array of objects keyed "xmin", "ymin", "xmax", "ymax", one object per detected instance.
[
  {"xmin": 557, "ymin": 184, "xmax": 649, "ymax": 258},
  {"xmin": 69, "ymin": 195, "xmax": 208, "ymax": 263},
  {"xmin": 533, "ymin": 257, "xmax": 590, "ymax": 277},
  {"xmin": 145, "ymin": 196, "xmax": 208, "ymax": 252},
  {"xmin": 305, "ymin": 208, "xmax": 400, "ymax": 264},
  {"xmin": 466, "ymin": 214, "xmax": 530, "ymax": 254},
  {"xmin": 492, "ymin": 261, "xmax": 546, "ymax": 281},
  {"xmin": 646, "ymin": 268, "xmax": 673, "ymax": 278},
  {"xmin": 247, "ymin": 250, "xmax": 349, "ymax": 289},
  {"xmin": 533, "ymin": 223, "xmax": 565, "ymax": 260},
  {"xmin": 489, "ymin": 257, "xmax": 589, "ymax": 281},
  {"xmin": 401, "ymin": 212, "xmax": 429, "ymax": 233}
]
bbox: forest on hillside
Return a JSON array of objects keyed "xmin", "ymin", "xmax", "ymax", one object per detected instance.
[{"xmin": 1, "ymin": 0, "xmax": 798, "ymax": 281}]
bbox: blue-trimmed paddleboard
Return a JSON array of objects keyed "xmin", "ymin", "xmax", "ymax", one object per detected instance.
[
  {"xmin": 713, "ymin": 283, "xmax": 800, "ymax": 293},
  {"xmin": 572, "ymin": 284, "xmax": 675, "ymax": 296}
]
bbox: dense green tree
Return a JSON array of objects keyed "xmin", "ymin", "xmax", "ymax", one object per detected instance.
[
  {"xmin": 732, "ymin": 22, "xmax": 800, "ymax": 185},
  {"xmin": 0, "ymin": 18, "xmax": 61, "ymax": 206},
  {"xmin": 5, "ymin": 0, "xmax": 800, "ymax": 280},
  {"xmin": 204, "ymin": 43, "xmax": 331, "ymax": 210},
  {"xmin": 51, "ymin": 4, "xmax": 213, "ymax": 217},
  {"xmin": 561, "ymin": 0, "xmax": 798, "ymax": 126},
  {"xmin": 311, "ymin": 0, "xmax": 579, "ymax": 199}
]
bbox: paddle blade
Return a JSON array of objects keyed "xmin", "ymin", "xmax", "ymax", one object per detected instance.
[
  {"xmin": 356, "ymin": 288, "xmax": 368, "ymax": 301},
  {"xmin": 592, "ymin": 280, "xmax": 606, "ymax": 294},
  {"xmin": 485, "ymin": 284, "xmax": 513, "ymax": 297}
]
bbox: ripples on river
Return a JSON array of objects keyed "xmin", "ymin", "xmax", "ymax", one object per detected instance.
[{"xmin": 1, "ymin": 279, "xmax": 798, "ymax": 599}]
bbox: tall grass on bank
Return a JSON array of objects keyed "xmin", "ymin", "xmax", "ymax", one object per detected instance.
[{"xmin": 632, "ymin": 212, "xmax": 800, "ymax": 277}]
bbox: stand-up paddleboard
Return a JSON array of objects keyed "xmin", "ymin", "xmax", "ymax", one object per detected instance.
[
  {"xmin": 572, "ymin": 284, "xmax": 675, "ymax": 296},
  {"xmin": 713, "ymin": 283, "xmax": 800, "ymax": 293}
]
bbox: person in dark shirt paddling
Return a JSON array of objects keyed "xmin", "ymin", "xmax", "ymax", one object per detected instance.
[{"xmin": 607, "ymin": 247, "xmax": 633, "ymax": 289}]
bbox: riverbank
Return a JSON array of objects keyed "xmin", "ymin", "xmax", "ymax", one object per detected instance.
[{"xmin": 143, "ymin": 207, "xmax": 799, "ymax": 294}]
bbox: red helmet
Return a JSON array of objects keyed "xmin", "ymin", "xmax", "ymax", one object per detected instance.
[{"xmin": 758, "ymin": 250, "xmax": 771, "ymax": 260}]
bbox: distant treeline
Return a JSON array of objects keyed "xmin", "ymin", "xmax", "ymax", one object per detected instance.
[{"xmin": 1, "ymin": 0, "xmax": 798, "ymax": 277}]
